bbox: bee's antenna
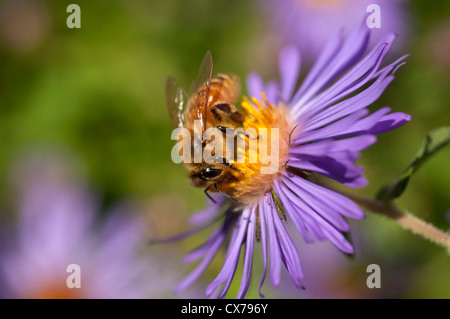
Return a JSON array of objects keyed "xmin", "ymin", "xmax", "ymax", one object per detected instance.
[{"xmin": 289, "ymin": 124, "xmax": 299, "ymax": 146}]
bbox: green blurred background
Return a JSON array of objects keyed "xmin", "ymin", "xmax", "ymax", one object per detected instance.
[{"xmin": 0, "ymin": 0, "xmax": 449, "ymax": 298}]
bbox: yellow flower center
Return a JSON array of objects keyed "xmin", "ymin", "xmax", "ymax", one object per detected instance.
[{"xmin": 219, "ymin": 94, "xmax": 292, "ymax": 205}]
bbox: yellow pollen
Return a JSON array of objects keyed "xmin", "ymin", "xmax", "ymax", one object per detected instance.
[{"xmin": 219, "ymin": 93, "xmax": 292, "ymax": 205}]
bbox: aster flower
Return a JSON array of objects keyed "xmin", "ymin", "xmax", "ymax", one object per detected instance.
[
  {"xmin": 260, "ymin": 0, "xmax": 411, "ymax": 63},
  {"xmin": 175, "ymin": 22, "xmax": 411, "ymax": 298},
  {"xmin": 0, "ymin": 154, "xmax": 175, "ymax": 299}
]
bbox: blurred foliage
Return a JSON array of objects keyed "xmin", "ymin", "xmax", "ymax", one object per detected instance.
[{"xmin": 0, "ymin": 0, "xmax": 449, "ymax": 298}]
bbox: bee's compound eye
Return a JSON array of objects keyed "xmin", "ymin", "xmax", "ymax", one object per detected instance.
[{"xmin": 201, "ymin": 166, "xmax": 222, "ymax": 179}]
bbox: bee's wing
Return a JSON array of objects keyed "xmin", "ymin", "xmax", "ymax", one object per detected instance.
[
  {"xmin": 165, "ymin": 77, "xmax": 188, "ymax": 128},
  {"xmin": 189, "ymin": 51, "xmax": 213, "ymax": 133}
]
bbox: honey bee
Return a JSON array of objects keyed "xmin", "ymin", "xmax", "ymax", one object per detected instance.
[{"xmin": 166, "ymin": 51, "xmax": 245, "ymax": 202}]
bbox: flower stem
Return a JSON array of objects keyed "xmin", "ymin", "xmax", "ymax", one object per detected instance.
[{"xmin": 324, "ymin": 182, "xmax": 450, "ymax": 250}]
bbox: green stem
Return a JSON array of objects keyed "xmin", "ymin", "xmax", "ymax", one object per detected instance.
[{"xmin": 329, "ymin": 185, "xmax": 450, "ymax": 250}]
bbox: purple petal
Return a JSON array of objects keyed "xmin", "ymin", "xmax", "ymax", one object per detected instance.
[
  {"xmin": 182, "ymin": 225, "xmax": 224, "ymax": 263},
  {"xmin": 282, "ymin": 177, "xmax": 350, "ymax": 232},
  {"xmin": 274, "ymin": 181, "xmax": 329, "ymax": 241},
  {"xmin": 246, "ymin": 72, "xmax": 264, "ymax": 99},
  {"xmin": 279, "ymin": 45, "xmax": 301, "ymax": 101},
  {"xmin": 299, "ymin": 68, "xmax": 395, "ymax": 132},
  {"xmin": 284, "ymin": 174, "xmax": 364, "ymax": 220},
  {"xmin": 301, "ymin": 60, "xmax": 405, "ymax": 131},
  {"xmin": 289, "ymin": 139, "xmax": 334, "ymax": 157},
  {"xmin": 294, "ymin": 33, "xmax": 397, "ymax": 120},
  {"xmin": 236, "ymin": 205, "xmax": 256, "ymax": 299},
  {"xmin": 293, "ymin": 21, "xmax": 370, "ymax": 107},
  {"xmin": 292, "ymin": 29, "xmax": 344, "ymax": 103},
  {"xmin": 280, "ymin": 175, "xmax": 359, "ymax": 253},
  {"xmin": 291, "ymin": 135, "xmax": 376, "ymax": 156},
  {"xmin": 329, "ymin": 135, "xmax": 378, "ymax": 152},
  {"xmin": 263, "ymin": 195, "xmax": 282, "ymax": 287},
  {"xmin": 289, "ymin": 135, "xmax": 377, "ymax": 187},
  {"xmin": 270, "ymin": 204, "xmax": 304, "ymax": 289},
  {"xmin": 366, "ymin": 112, "xmax": 412, "ymax": 134},
  {"xmin": 205, "ymin": 207, "xmax": 252, "ymax": 297},
  {"xmin": 287, "ymin": 157, "xmax": 367, "ymax": 188},
  {"xmin": 265, "ymin": 80, "xmax": 279, "ymax": 104},
  {"xmin": 257, "ymin": 197, "xmax": 269, "ymax": 298},
  {"xmin": 291, "ymin": 108, "xmax": 371, "ymax": 144},
  {"xmin": 373, "ymin": 55, "xmax": 411, "ymax": 78},
  {"xmin": 338, "ymin": 107, "xmax": 392, "ymax": 137},
  {"xmin": 278, "ymin": 175, "xmax": 350, "ymax": 232},
  {"xmin": 175, "ymin": 225, "xmax": 227, "ymax": 294},
  {"xmin": 272, "ymin": 180, "xmax": 313, "ymax": 243}
]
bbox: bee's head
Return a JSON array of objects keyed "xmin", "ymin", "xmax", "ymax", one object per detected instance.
[{"xmin": 189, "ymin": 164, "xmax": 232, "ymax": 189}]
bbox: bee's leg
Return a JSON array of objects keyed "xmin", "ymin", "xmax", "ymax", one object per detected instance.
[
  {"xmin": 236, "ymin": 130, "xmax": 258, "ymax": 141},
  {"xmin": 217, "ymin": 125, "xmax": 233, "ymax": 135},
  {"xmin": 214, "ymin": 184, "xmax": 243, "ymax": 204},
  {"xmin": 212, "ymin": 156, "xmax": 245, "ymax": 175},
  {"xmin": 217, "ymin": 125, "xmax": 258, "ymax": 141},
  {"xmin": 284, "ymin": 160, "xmax": 311, "ymax": 180},
  {"xmin": 204, "ymin": 186, "xmax": 217, "ymax": 204}
]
